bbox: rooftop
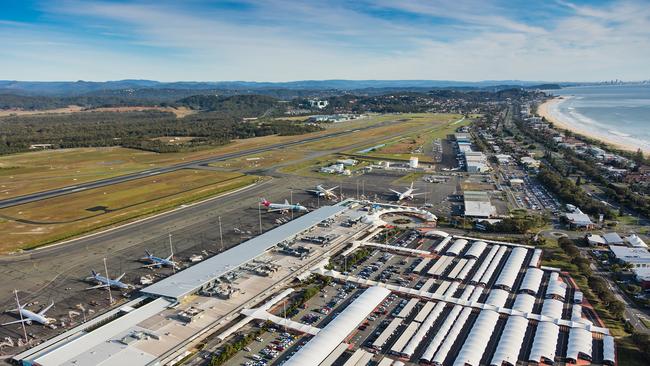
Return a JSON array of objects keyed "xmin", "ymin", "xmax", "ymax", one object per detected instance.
[
  {"xmin": 609, "ymin": 245, "xmax": 650, "ymax": 264},
  {"xmin": 141, "ymin": 204, "xmax": 347, "ymax": 300}
]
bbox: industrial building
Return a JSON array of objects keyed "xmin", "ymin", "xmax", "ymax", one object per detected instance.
[
  {"xmin": 463, "ymin": 190, "xmax": 497, "ymax": 218},
  {"xmin": 609, "ymin": 245, "xmax": 650, "ymax": 269}
]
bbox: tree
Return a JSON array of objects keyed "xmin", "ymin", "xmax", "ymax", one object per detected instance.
[
  {"xmin": 634, "ymin": 148, "xmax": 644, "ymax": 165},
  {"xmin": 609, "ymin": 300, "xmax": 626, "ymax": 319}
]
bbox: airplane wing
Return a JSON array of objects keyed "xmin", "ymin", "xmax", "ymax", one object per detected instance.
[
  {"xmin": 85, "ymin": 284, "xmax": 109, "ymax": 290},
  {"xmin": 115, "ymin": 273, "xmax": 126, "ymax": 281},
  {"xmin": 38, "ymin": 302, "xmax": 54, "ymax": 316},
  {"xmin": 266, "ymin": 208, "xmax": 284, "ymax": 212},
  {"xmin": 165, "ymin": 254, "xmax": 173, "ymax": 261},
  {"xmin": 328, "ymin": 186, "xmax": 339, "ymax": 191},
  {"xmin": 389, "ymin": 189, "xmax": 402, "ymax": 195},
  {"xmin": 411, "ymin": 192, "xmax": 425, "ymax": 196},
  {"xmin": 142, "ymin": 263, "xmax": 161, "ymax": 269},
  {"xmin": 1, "ymin": 319, "xmax": 27, "ymax": 326}
]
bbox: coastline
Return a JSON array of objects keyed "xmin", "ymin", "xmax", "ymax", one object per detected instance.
[{"xmin": 537, "ymin": 97, "xmax": 650, "ymax": 155}]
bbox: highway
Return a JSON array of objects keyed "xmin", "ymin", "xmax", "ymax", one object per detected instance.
[{"xmin": 0, "ymin": 123, "xmax": 386, "ymax": 209}]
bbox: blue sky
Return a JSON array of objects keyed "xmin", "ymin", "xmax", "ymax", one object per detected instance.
[{"xmin": 0, "ymin": 0, "xmax": 648, "ymax": 81}]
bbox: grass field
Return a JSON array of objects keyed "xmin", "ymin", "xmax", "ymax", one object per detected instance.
[
  {"xmin": 0, "ymin": 113, "xmax": 410, "ymax": 199},
  {"xmin": 357, "ymin": 114, "xmax": 468, "ymax": 161},
  {"xmin": 276, "ymin": 113, "xmax": 464, "ymax": 176},
  {"xmin": 0, "ymin": 170, "xmax": 258, "ymax": 252},
  {"xmin": 209, "ymin": 149, "xmax": 311, "ymax": 170}
]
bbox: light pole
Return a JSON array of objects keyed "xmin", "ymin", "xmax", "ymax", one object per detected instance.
[
  {"xmin": 356, "ymin": 180, "xmax": 359, "ymax": 200},
  {"xmin": 218, "ymin": 216, "xmax": 224, "ymax": 251},
  {"xmin": 258, "ymin": 202, "xmax": 263, "ymax": 234},
  {"xmin": 103, "ymin": 258, "xmax": 114, "ymax": 305},
  {"xmin": 14, "ymin": 290, "xmax": 27, "ymax": 343},
  {"xmin": 169, "ymin": 233, "xmax": 175, "ymax": 274}
]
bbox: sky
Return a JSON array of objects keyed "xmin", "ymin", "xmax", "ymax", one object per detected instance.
[{"xmin": 0, "ymin": 0, "xmax": 649, "ymax": 82}]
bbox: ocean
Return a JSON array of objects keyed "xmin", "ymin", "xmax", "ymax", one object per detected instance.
[{"xmin": 547, "ymin": 84, "xmax": 650, "ymax": 152}]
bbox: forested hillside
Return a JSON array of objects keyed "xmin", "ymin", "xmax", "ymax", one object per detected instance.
[{"xmin": 0, "ymin": 94, "xmax": 319, "ymax": 155}]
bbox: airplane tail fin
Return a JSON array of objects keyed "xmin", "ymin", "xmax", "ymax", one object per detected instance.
[
  {"xmin": 91, "ymin": 270, "xmax": 98, "ymax": 277},
  {"xmin": 260, "ymin": 198, "xmax": 270, "ymax": 207},
  {"xmin": 145, "ymin": 249, "xmax": 152, "ymax": 257},
  {"xmin": 284, "ymin": 199, "xmax": 290, "ymax": 205}
]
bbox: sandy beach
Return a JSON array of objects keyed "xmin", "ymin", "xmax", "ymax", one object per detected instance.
[{"xmin": 537, "ymin": 97, "xmax": 650, "ymax": 155}]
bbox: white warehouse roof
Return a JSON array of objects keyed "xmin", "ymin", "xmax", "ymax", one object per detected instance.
[
  {"xmin": 512, "ymin": 293, "xmax": 537, "ymax": 314},
  {"xmin": 485, "ymin": 289, "xmax": 510, "ymax": 308},
  {"xmin": 465, "ymin": 241, "xmax": 488, "ymax": 259},
  {"xmin": 142, "ymin": 205, "xmax": 347, "ymax": 299},
  {"xmin": 519, "ymin": 268, "xmax": 544, "ymax": 295},
  {"xmin": 446, "ymin": 239, "xmax": 469, "ymax": 256},
  {"xmin": 284, "ymin": 286, "xmax": 390, "ymax": 366},
  {"xmin": 541, "ymin": 298, "xmax": 564, "ymax": 319},
  {"xmin": 453, "ymin": 309, "xmax": 500, "ymax": 366},
  {"xmin": 495, "ymin": 247, "xmax": 528, "ymax": 290},
  {"xmin": 566, "ymin": 327, "xmax": 593, "ymax": 362},
  {"xmin": 490, "ymin": 315, "xmax": 529, "ymax": 366},
  {"xmin": 528, "ymin": 321, "xmax": 559, "ymax": 364},
  {"xmin": 529, "ymin": 249, "xmax": 542, "ymax": 267}
]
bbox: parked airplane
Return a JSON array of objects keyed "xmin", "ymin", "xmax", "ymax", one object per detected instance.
[
  {"xmin": 86, "ymin": 270, "xmax": 133, "ymax": 290},
  {"xmin": 2, "ymin": 298, "xmax": 55, "ymax": 326},
  {"xmin": 306, "ymin": 185, "xmax": 339, "ymax": 200},
  {"xmin": 261, "ymin": 199, "xmax": 308, "ymax": 213},
  {"xmin": 390, "ymin": 182, "xmax": 423, "ymax": 201},
  {"xmin": 141, "ymin": 250, "xmax": 180, "ymax": 270}
]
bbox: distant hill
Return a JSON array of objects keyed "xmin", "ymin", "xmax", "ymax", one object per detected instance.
[{"xmin": 0, "ymin": 79, "xmax": 557, "ymax": 96}]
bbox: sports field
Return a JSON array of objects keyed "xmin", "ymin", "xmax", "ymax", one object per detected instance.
[{"xmin": 0, "ymin": 170, "xmax": 258, "ymax": 252}]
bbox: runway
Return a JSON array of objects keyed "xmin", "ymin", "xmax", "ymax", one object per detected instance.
[{"xmin": 0, "ymin": 123, "xmax": 387, "ymax": 209}]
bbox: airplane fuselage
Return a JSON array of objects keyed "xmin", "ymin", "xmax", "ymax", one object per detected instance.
[
  {"xmin": 19, "ymin": 309, "xmax": 50, "ymax": 325},
  {"xmin": 145, "ymin": 255, "xmax": 178, "ymax": 268},
  {"xmin": 94, "ymin": 275, "xmax": 129, "ymax": 289},
  {"xmin": 397, "ymin": 189, "xmax": 414, "ymax": 201},
  {"xmin": 267, "ymin": 203, "xmax": 307, "ymax": 212}
]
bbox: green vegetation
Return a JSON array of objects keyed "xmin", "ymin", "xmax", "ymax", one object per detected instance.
[
  {"xmin": 537, "ymin": 166, "xmax": 615, "ymax": 218},
  {"xmin": 0, "ymin": 95, "xmax": 322, "ymax": 155},
  {"xmin": 332, "ymin": 247, "xmax": 373, "ymax": 270},
  {"xmin": 210, "ymin": 327, "xmax": 267, "ymax": 366},
  {"xmin": 480, "ymin": 212, "xmax": 548, "ymax": 234},
  {"xmin": 0, "ymin": 170, "xmax": 258, "ymax": 252},
  {"xmin": 543, "ymin": 237, "xmax": 648, "ymax": 363}
]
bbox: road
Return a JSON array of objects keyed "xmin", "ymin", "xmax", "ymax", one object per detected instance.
[{"xmin": 0, "ymin": 122, "xmax": 390, "ymax": 209}]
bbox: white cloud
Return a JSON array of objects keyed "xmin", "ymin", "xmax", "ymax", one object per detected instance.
[{"xmin": 0, "ymin": 0, "xmax": 648, "ymax": 81}]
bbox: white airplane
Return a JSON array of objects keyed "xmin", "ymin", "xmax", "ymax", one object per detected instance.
[
  {"xmin": 2, "ymin": 299, "xmax": 55, "ymax": 326},
  {"xmin": 141, "ymin": 250, "xmax": 180, "ymax": 270},
  {"xmin": 86, "ymin": 270, "xmax": 133, "ymax": 290},
  {"xmin": 261, "ymin": 199, "xmax": 308, "ymax": 213},
  {"xmin": 306, "ymin": 185, "xmax": 339, "ymax": 200},
  {"xmin": 390, "ymin": 182, "xmax": 423, "ymax": 201}
]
